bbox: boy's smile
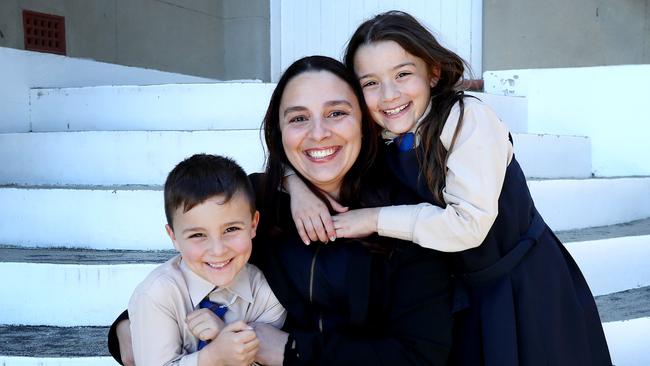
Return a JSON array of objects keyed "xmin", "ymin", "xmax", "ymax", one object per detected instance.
[{"xmin": 166, "ymin": 193, "xmax": 259, "ymax": 288}]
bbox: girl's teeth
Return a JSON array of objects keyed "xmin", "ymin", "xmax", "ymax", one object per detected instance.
[
  {"xmin": 384, "ymin": 103, "xmax": 408, "ymax": 115},
  {"xmin": 307, "ymin": 148, "xmax": 336, "ymax": 159}
]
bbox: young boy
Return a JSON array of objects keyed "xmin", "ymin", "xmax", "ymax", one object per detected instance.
[{"xmin": 128, "ymin": 154, "xmax": 286, "ymax": 366}]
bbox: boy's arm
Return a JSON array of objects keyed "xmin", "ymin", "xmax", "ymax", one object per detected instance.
[
  {"xmin": 247, "ymin": 267, "xmax": 287, "ymax": 328},
  {"xmin": 129, "ymin": 291, "xmax": 201, "ymax": 366}
]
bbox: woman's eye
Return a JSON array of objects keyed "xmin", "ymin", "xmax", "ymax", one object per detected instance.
[
  {"xmin": 289, "ymin": 115, "xmax": 307, "ymax": 123},
  {"xmin": 328, "ymin": 111, "xmax": 348, "ymax": 118},
  {"xmin": 361, "ymin": 80, "xmax": 377, "ymax": 88},
  {"xmin": 397, "ymin": 72, "xmax": 411, "ymax": 78}
]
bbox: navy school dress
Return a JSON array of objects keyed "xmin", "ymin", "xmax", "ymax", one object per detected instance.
[{"xmin": 385, "ymin": 140, "xmax": 612, "ymax": 366}]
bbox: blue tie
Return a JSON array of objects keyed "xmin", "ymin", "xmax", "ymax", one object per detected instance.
[
  {"xmin": 394, "ymin": 132, "xmax": 415, "ymax": 152},
  {"xmin": 197, "ymin": 298, "xmax": 228, "ymax": 350}
]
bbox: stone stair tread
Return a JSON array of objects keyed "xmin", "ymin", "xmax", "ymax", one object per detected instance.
[
  {"xmin": 0, "ymin": 245, "xmax": 175, "ymax": 264},
  {"xmin": 0, "ymin": 325, "xmax": 109, "ymax": 357},
  {"xmin": 595, "ymin": 286, "xmax": 650, "ymax": 323},
  {"xmin": 556, "ymin": 217, "xmax": 650, "ymax": 243},
  {"xmin": 0, "ymin": 287, "xmax": 645, "ymax": 357}
]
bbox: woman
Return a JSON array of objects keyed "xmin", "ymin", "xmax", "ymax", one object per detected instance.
[{"xmin": 108, "ymin": 56, "xmax": 453, "ymax": 365}]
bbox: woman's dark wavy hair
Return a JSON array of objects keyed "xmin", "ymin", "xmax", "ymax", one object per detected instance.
[
  {"xmin": 345, "ymin": 10, "xmax": 472, "ymax": 206},
  {"xmin": 262, "ymin": 55, "xmax": 380, "ymax": 219}
]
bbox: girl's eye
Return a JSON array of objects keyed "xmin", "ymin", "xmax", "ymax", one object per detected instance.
[
  {"xmin": 327, "ymin": 110, "xmax": 348, "ymax": 118},
  {"xmin": 361, "ymin": 80, "xmax": 377, "ymax": 88},
  {"xmin": 224, "ymin": 226, "xmax": 240, "ymax": 234},
  {"xmin": 288, "ymin": 115, "xmax": 308, "ymax": 123},
  {"xmin": 397, "ymin": 71, "xmax": 412, "ymax": 78}
]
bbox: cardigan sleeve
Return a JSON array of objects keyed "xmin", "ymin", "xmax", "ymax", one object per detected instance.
[
  {"xmin": 284, "ymin": 246, "xmax": 452, "ymax": 366},
  {"xmin": 377, "ymin": 100, "xmax": 513, "ymax": 252}
]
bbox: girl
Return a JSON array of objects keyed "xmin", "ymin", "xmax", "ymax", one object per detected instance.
[{"xmin": 286, "ymin": 10, "xmax": 612, "ymax": 366}]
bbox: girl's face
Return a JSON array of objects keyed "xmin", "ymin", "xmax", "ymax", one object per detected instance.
[
  {"xmin": 279, "ymin": 70, "xmax": 363, "ymax": 197},
  {"xmin": 353, "ymin": 40, "xmax": 438, "ymax": 135}
]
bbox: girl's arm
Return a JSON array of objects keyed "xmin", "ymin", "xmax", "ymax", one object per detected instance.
[{"xmin": 378, "ymin": 100, "xmax": 512, "ymax": 252}]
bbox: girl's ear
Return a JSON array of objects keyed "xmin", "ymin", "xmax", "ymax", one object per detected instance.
[{"xmin": 430, "ymin": 64, "xmax": 442, "ymax": 87}]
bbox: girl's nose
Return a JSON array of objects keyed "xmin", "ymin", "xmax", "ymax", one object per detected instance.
[{"xmin": 381, "ymin": 81, "xmax": 400, "ymax": 102}]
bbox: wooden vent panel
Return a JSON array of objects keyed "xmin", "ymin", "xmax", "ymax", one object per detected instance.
[{"xmin": 23, "ymin": 10, "xmax": 66, "ymax": 55}]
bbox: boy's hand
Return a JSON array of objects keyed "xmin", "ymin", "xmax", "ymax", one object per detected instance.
[
  {"xmin": 200, "ymin": 321, "xmax": 259, "ymax": 366},
  {"xmin": 186, "ymin": 308, "xmax": 226, "ymax": 341},
  {"xmin": 333, "ymin": 207, "xmax": 380, "ymax": 239},
  {"xmin": 285, "ymin": 174, "xmax": 348, "ymax": 244}
]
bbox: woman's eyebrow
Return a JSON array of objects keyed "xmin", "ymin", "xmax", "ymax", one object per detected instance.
[
  {"xmin": 283, "ymin": 106, "xmax": 308, "ymax": 116},
  {"xmin": 324, "ymin": 100, "xmax": 353, "ymax": 108}
]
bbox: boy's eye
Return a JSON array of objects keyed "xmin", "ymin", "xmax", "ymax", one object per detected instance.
[
  {"xmin": 224, "ymin": 226, "xmax": 241, "ymax": 234},
  {"xmin": 188, "ymin": 233, "xmax": 205, "ymax": 239}
]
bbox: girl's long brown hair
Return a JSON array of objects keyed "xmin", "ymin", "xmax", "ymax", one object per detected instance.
[{"xmin": 345, "ymin": 10, "xmax": 471, "ymax": 205}]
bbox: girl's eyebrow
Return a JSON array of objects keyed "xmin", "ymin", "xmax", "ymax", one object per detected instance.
[{"xmin": 358, "ymin": 62, "xmax": 416, "ymax": 80}]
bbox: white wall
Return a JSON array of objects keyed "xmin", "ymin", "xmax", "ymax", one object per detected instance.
[
  {"xmin": 271, "ymin": 0, "xmax": 482, "ymax": 81},
  {"xmin": 484, "ymin": 65, "xmax": 650, "ymax": 176},
  {"xmin": 0, "ymin": 47, "xmax": 215, "ymax": 133}
]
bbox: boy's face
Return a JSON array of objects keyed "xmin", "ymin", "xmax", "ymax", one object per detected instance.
[{"xmin": 166, "ymin": 193, "xmax": 259, "ymax": 288}]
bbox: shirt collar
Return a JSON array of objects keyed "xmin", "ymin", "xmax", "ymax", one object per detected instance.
[
  {"xmin": 179, "ymin": 259, "xmax": 254, "ymax": 308},
  {"xmin": 382, "ymin": 98, "xmax": 433, "ymax": 144}
]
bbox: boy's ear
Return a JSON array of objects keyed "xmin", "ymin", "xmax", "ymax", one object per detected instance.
[
  {"xmin": 430, "ymin": 64, "xmax": 441, "ymax": 87},
  {"xmin": 165, "ymin": 224, "xmax": 180, "ymax": 251},
  {"xmin": 249, "ymin": 211, "xmax": 260, "ymax": 239}
]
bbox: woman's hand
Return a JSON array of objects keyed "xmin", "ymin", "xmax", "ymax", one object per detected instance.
[
  {"xmin": 186, "ymin": 308, "xmax": 226, "ymax": 341},
  {"xmin": 116, "ymin": 319, "xmax": 135, "ymax": 366},
  {"xmin": 199, "ymin": 321, "xmax": 258, "ymax": 366},
  {"xmin": 284, "ymin": 174, "xmax": 348, "ymax": 244},
  {"xmin": 333, "ymin": 207, "xmax": 380, "ymax": 239},
  {"xmin": 250, "ymin": 322, "xmax": 288, "ymax": 366}
]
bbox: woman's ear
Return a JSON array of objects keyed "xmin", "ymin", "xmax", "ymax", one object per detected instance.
[{"xmin": 430, "ymin": 64, "xmax": 441, "ymax": 87}]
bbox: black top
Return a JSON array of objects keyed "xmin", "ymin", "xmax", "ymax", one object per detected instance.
[{"xmin": 108, "ymin": 172, "xmax": 453, "ymax": 365}]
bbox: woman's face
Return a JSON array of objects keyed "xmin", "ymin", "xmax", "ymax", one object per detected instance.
[
  {"xmin": 353, "ymin": 40, "xmax": 437, "ymax": 135},
  {"xmin": 279, "ymin": 70, "xmax": 363, "ymax": 197}
]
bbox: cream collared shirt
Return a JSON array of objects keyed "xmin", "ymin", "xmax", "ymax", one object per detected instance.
[
  {"xmin": 378, "ymin": 98, "xmax": 514, "ymax": 252},
  {"xmin": 129, "ymin": 255, "xmax": 286, "ymax": 366}
]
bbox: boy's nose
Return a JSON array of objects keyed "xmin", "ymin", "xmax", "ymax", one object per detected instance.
[{"xmin": 208, "ymin": 239, "xmax": 228, "ymax": 255}]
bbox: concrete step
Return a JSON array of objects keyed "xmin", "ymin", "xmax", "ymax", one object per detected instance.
[
  {"xmin": 1, "ymin": 218, "xmax": 647, "ymax": 326},
  {"xmin": 2, "ymin": 178, "xmax": 647, "ymax": 250},
  {"xmin": 30, "ymin": 86, "xmax": 528, "ymax": 133},
  {"xmin": 0, "ymin": 357, "xmax": 114, "ymax": 366},
  {"xmin": 30, "ymin": 83, "xmax": 275, "ymax": 132},
  {"xmin": 602, "ymin": 317, "xmax": 650, "ymax": 366},
  {"xmin": 0, "ymin": 130, "xmax": 266, "ymax": 186},
  {"xmin": 0, "ymin": 130, "xmax": 590, "ymax": 186}
]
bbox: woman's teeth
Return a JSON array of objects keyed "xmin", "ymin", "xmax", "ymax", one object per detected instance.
[
  {"xmin": 306, "ymin": 147, "xmax": 337, "ymax": 159},
  {"xmin": 383, "ymin": 103, "xmax": 409, "ymax": 115},
  {"xmin": 207, "ymin": 259, "xmax": 231, "ymax": 269}
]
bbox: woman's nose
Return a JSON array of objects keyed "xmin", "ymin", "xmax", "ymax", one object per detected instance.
[{"xmin": 308, "ymin": 117, "xmax": 331, "ymax": 140}]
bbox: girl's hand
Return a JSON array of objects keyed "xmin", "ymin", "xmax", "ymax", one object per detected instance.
[
  {"xmin": 186, "ymin": 308, "xmax": 225, "ymax": 341},
  {"xmin": 333, "ymin": 208, "xmax": 380, "ymax": 239},
  {"xmin": 284, "ymin": 174, "xmax": 348, "ymax": 244}
]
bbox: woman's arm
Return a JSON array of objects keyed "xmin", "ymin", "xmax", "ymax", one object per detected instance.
[{"xmin": 378, "ymin": 101, "xmax": 512, "ymax": 252}]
